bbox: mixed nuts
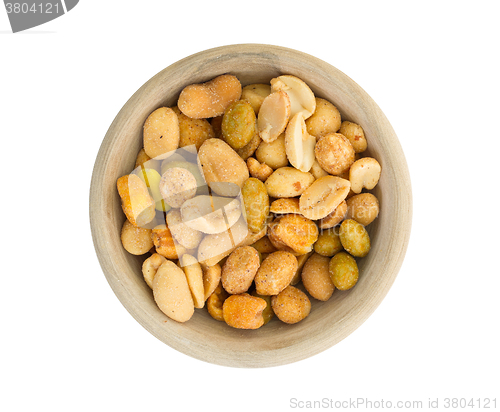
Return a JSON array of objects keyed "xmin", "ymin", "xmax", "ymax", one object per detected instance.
[{"xmin": 117, "ymin": 73, "xmax": 382, "ymax": 330}]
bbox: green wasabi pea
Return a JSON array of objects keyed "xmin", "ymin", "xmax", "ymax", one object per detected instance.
[{"xmin": 222, "ymin": 100, "xmax": 256, "ymax": 150}]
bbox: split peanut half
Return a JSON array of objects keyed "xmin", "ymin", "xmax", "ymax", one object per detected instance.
[
  {"xmin": 181, "ymin": 195, "xmax": 241, "ymax": 235},
  {"xmin": 270, "ymin": 75, "xmax": 316, "ymax": 120},
  {"xmin": 257, "ymin": 91, "xmax": 291, "ymax": 143},
  {"xmin": 349, "ymin": 157, "xmax": 381, "ymax": 194},
  {"xmin": 299, "ymin": 175, "xmax": 351, "ymax": 220},
  {"xmin": 285, "ymin": 112, "xmax": 316, "ymax": 172}
]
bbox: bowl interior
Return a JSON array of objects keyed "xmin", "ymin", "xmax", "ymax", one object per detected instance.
[{"xmin": 90, "ymin": 44, "xmax": 412, "ymax": 367}]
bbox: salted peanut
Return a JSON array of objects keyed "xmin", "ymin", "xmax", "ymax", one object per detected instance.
[
  {"xmin": 314, "ymin": 227, "xmax": 343, "ymax": 257},
  {"xmin": 301, "ymin": 253, "xmax": 335, "ymax": 301},
  {"xmin": 153, "ymin": 260, "xmax": 194, "ymax": 322},
  {"xmin": 346, "ymin": 193, "xmax": 379, "ymax": 226},
  {"xmin": 120, "ymin": 220, "xmax": 153, "ymax": 255},
  {"xmin": 329, "ymin": 251, "xmax": 359, "ymax": 290},
  {"xmin": 152, "ymin": 224, "xmax": 186, "ymax": 259},
  {"xmin": 349, "ymin": 158, "xmax": 382, "ymax": 194},
  {"xmin": 247, "ymin": 157, "xmax": 273, "ymax": 182},
  {"xmin": 291, "ymin": 251, "xmax": 313, "ymax": 285},
  {"xmin": 211, "ymin": 116, "xmax": 223, "ymax": 138},
  {"xmin": 265, "ymin": 167, "xmax": 314, "ymax": 198},
  {"xmin": 241, "ymin": 84, "xmax": 271, "ymax": 114},
  {"xmin": 171, "ymin": 107, "xmax": 214, "ymax": 150},
  {"xmin": 203, "ymin": 263, "xmax": 221, "ymax": 301},
  {"xmin": 285, "ymin": 112, "xmax": 316, "ymax": 172},
  {"xmin": 319, "ymin": 200, "xmax": 348, "ymax": 229},
  {"xmin": 250, "ymin": 292, "xmax": 274, "ymax": 324},
  {"xmin": 299, "ymin": 175, "xmax": 351, "ymax": 220},
  {"xmin": 197, "ymin": 218, "xmax": 266, "ymax": 267},
  {"xmin": 255, "ymin": 251, "xmax": 298, "ymax": 295},
  {"xmin": 270, "ymin": 198, "xmax": 302, "ymax": 215},
  {"xmin": 166, "ymin": 209, "xmax": 202, "ymax": 249},
  {"xmin": 339, "ymin": 121, "xmax": 367, "ymax": 153},
  {"xmin": 178, "ymin": 74, "xmax": 242, "ymax": 119},
  {"xmin": 142, "ymin": 253, "xmax": 167, "ymax": 289},
  {"xmin": 241, "ymin": 178, "xmax": 270, "ymax": 233},
  {"xmin": 117, "ymin": 174, "xmax": 156, "ymax": 228},
  {"xmin": 257, "ymin": 91, "xmax": 291, "ymax": 143},
  {"xmin": 339, "ymin": 219, "xmax": 371, "ymax": 257},
  {"xmin": 181, "ymin": 195, "xmax": 241, "ymax": 234},
  {"xmin": 271, "ymin": 286, "xmax": 311, "ymax": 324},
  {"xmin": 222, "ymin": 100, "xmax": 257, "ymax": 150},
  {"xmin": 160, "ymin": 159, "xmax": 206, "ymax": 190},
  {"xmin": 255, "ymin": 133, "xmax": 288, "ymax": 169},
  {"xmin": 223, "ymin": 294, "xmax": 267, "ymax": 329},
  {"xmin": 305, "ymin": 98, "xmax": 342, "ymax": 138},
  {"xmin": 250, "ymin": 236, "xmax": 277, "ymax": 255},
  {"xmin": 143, "ymin": 107, "xmax": 180, "ymax": 160},
  {"xmin": 221, "ymin": 246, "xmax": 260, "ymax": 294},
  {"xmin": 315, "ymin": 133, "xmax": 355, "ymax": 175},
  {"xmin": 159, "ymin": 167, "xmax": 197, "ymax": 208},
  {"xmin": 179, "ymin": 254, "xmax": 205, "ymax": 309},
  {"xmin": 207, "ymin": 282, "xmax": 229, "ymax": 321},
  {"xmin": 310, "ymin": 159, "xmax": 329, "ymax": 179},
  {"xmin": 237, "ymin": 132, "xmax": 261, "ymax": 160},
  {"xmin": 268, "ymin": 214, "xmax": 319, "ymax": 255},
  {"xmin": 270, "ymin": 75, "xmax": 316, "ymax": 119},
  {"xmin": 197, "ymin": 138, "xmax": 249, "ymax": 196}
]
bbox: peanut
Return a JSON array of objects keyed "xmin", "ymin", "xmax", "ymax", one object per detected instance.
[
  {"xmin": 315, "ymin": 132, "xmax": 355, "ymax": 175},
  {"xmin": 339, "ymin": 121, "xmax": 367, "ymax": 153},
  {"xmin": 166, "ymin": 209, "xmax": 203, "ymax": 249},
  {"xmin": 206, "ymin": 282, "xmax": 229, "ymax": 321},
  {"xmin": 247, "ymin": 157, "xmax": 273, "ymax": 182},
  {"xmin": 305, "ymin": 98, "xmax": 341, "ymax": 138},
  {"xmin": 120, "ymin": 219, "xmax": 153, "ymax": 255},
  {"xmin": 203, "ymin": 263, "xmax": 222, "ymax": 301},
  {"xmin": 241, "ymin": 177, "xmax": 270, "ymax": 233},
  {"xmin": 346, "ymin": 193, "xmax": 379, "ymax": 226},
  {"xmin": 197, "ymin": 138, "xmax": 249, "ymax": 197},
  {"xmin": 349, "ymin": 157, "xmax": 381, "ymax": 194},
  {"xmin": 268, "ymin": 214, "xmax": 319, "ymax": 255},
  {"xmin": 179, "ymin": 254, "xmax": 205, "ymax": 309},
  {"xmin": 265, "ymin": 167, "xmax": 314, "ymax": 198},
  {"xmin": 117, "ymin": 174, "xmax": 156, "ymax": 228},
  {"xmin": 143, "ymin": 107, "xmax": 180, "ymax": 160},
  {"xmin": 178, "ymin": 74, "xmax": 242, "ymax": 119},
  {"xmin": 254, "ymin": 251, "xmax": 298, "ymax": 295},
  {"xmin": 159, "ymin": 167, "xmax": 197, "ymax": 208},
  {"xmin": 221, "ymin": 246, "xmax": 260, "ymax": 294},
  {"xmin": 142, "ymin": 254, "xmax": 166, "ymax": 289},
  {"xmin": 223, "ymin": 293, "xmax": 267, "ymax": 329},
  {"xmin": 241, "ymin": 83, "xmax": 271, "ymax": 114},
  {"xmin": 255, "ymin": 133, "xmax": 288, "ymax": 169},
  {"xmin": 257, "ymin": 91, "xmax": 291, "ymax": 143},
  {"xmin": 301, "ymin": 253, "xmax": 335, "ymax": 301},
  {"xmin": 270, "ymin": 75, "xmax": 316, "ymax": 119},
  {"xmin": 299, "ymin": 175, "xmax": 351, "ymax": 220},
  {"xmin": 271, "ymin": 285, "xmax": 311, "ymax": 324},
  {"xmin": 153, "ymin": 260, "xmax": 194, "ymax": 322},
  {"xmin": 318, "ymin": 200, "xmax": 348, "ymax": 229},
  {"xmin": 285, "ymin": 112, "xmax": 316, "ymax": 172}
]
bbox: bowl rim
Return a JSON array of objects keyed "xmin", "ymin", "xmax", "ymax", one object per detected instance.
[{"xmin": 90, "ymin": 43, "xmax": 412, "ymax": 367}]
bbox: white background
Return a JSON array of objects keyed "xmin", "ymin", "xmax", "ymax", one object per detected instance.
[{"xmin": 1, "ymin": 1, "xmax": 499, "ymax": 411}]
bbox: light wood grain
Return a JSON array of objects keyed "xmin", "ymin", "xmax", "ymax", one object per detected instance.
[{"xmin": 89, "ymin": 44, "xmax": 412, "ymax": 368}]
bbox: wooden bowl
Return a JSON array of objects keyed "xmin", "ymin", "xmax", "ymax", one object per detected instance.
[{"xmin": 90, "ymin": 44, "xmax": 412, "ymax": 368}]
